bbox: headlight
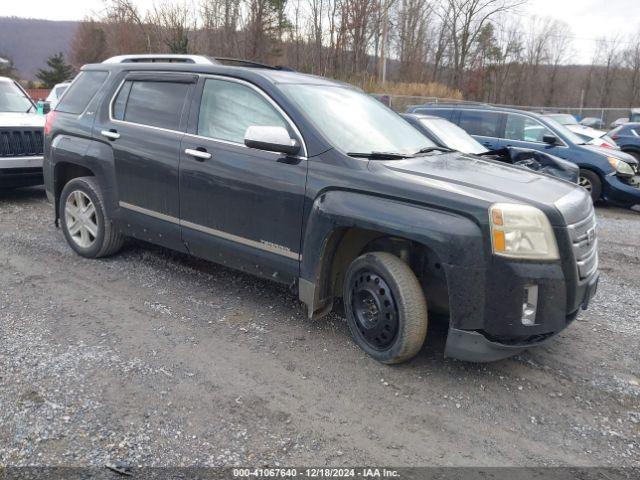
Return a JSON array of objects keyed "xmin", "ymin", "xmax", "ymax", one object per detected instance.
[
  {"xmin": 607, "ymin": 157, "xmax": 634, "ymax": 176},
  {"xmin": 489, "ymin": 204, "xmax": 559, "ymax": 260}
]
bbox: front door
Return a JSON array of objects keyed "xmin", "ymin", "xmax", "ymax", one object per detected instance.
[
  {"xmin": 502, "ymin": 113, "xmax": 566, "ymax": 156},
  {"xmin": 97, "ymin": 73, "xmax": 196, "ymax": 250},
  {"xmin": 179, "ymin": 77, "xmax": 307, "ymax": 283}
]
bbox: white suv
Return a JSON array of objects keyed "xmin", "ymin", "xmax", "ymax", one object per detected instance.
[{"xmin": 0, "ymin": 76, "xmax": 45, "ymax": 188}]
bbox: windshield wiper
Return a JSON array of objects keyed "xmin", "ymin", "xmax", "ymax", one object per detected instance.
[
  {"xmin": 415, "ymin": 146, "xmax": 455, "ymax": 155},
  {"xmin": 347, "ymin": 151, "xmax": 409, "ymax": 160}
]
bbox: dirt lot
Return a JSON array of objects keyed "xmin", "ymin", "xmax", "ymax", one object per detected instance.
[{"xmin": 1, "ymin": 187, "xmax": 638, "ymax": 467}]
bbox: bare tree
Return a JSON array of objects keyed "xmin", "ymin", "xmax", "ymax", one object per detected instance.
[{"xmin": 70, "ymin": 20, "xmax": 109, "ymax": 66}]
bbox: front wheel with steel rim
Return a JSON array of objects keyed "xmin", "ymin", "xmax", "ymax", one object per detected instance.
[
  {"xmin": 578, "ymin": 169, "xmax": 602, "ymax": 203},
  {"xmin": 59, "ymin": 177, "xmax": 124, "ymax": 258},
  {"xmin": 343, "ymin": 252, "xmax": 428, "ymax": 364}
]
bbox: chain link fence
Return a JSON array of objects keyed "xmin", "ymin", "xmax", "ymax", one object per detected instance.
[{"xmin": 373, "ymin": 94, "xmax": 634, "ymax": 130}]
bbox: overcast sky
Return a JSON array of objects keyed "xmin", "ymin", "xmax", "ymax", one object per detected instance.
[{"xmin": 2, "ymin": 0, "xmax": 639, "ymax": 64}]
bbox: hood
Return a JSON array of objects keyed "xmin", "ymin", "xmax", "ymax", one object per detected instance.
[
  {"xmin": 372, "ymin": 152, "xmax": 582, "ymax": 221},
  {"xmin": 567, "ymin": 124, "xmax": 606, "ymax": 139},
  {"xmin": 583, "ymin": 145, "xmax": 639, "ymax": 165},
  {"xmin": 0, "ymin": 112, "xmax": 45, "ymax": 128}
]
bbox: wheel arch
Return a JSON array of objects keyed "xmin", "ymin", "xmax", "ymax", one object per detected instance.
[{"xmin": 299, "ymin": 190, "xmax": 485, "ymax": 320}]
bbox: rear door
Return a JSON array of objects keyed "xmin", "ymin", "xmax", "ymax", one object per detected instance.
[
  {"xmin": 95, "ymin": 72, "xmax": 196, "ymax": 250},
  {"xmin": 458, "ymin": 110, "xmax": 505, "ymax": 150},
  {"xmin": 179, "ymin": 76, "xmax": 307, "ymax": 283}
]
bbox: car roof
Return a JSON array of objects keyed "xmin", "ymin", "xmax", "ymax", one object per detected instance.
[
  {"xmin": 82, "ymin": 60, "xmax": 350, "ymax": 88},
  {"xmin": 0, "ymin": 76, "xmax": 14, "ymax": 83}
]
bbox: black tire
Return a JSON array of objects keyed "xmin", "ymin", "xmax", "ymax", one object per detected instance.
[
  {"xmin": 578, "ymin": 169, "xmax": 602, "ymax": 203},
  {"xmin": 343, "ymin": 252, "xmax": 428, "ymax": 364},
  {"xmin": 59, "ymin": 176, "xmax": 124, "ymax": 258}
]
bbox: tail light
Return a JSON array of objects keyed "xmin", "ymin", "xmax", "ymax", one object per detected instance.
[{"xmin": 44, "ymin": 111, "xmax": 57, "ymax": 136}]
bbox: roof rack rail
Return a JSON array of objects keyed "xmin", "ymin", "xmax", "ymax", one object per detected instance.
[
  {"xmin": 212, "ymin": 57, "xmax": 295, "ymax": 71},
  {"xmin": 103, "ymin": 54, "xmax": 215, "ymax": 65}
]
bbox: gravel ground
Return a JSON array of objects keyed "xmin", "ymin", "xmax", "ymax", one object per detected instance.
[{"xmin": 0, "ymin": 187, "xmax": 639, "ymax": 467}]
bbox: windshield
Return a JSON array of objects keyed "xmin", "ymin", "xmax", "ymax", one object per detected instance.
[
  {"xmin": 279, "ymin": 84, "xmax": 434, "ymax": 156},
  {"xmin": 0, "ymin": 81, "xmax": 35, "ymax": 113},
  {"xmin": 420, "ymin": 117, "xmax": 487, "ymax": 155},
  {"xmin": 547, "ymin": 114, "xmax": 578, "ymax": 126},
  {"xmin": 543, "ymin": 116, "xmax": 587, "ymax": 145}
]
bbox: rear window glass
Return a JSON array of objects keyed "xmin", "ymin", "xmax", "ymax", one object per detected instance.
[
  {"xmin": 115, "ymin": 81, "xmax": 190, "ymax": 131},
  {"xmin": 459, "ymin": 110, "xmax": 502, "ymax": 137},
  {"xmin": 56, "ymin": 71, "xmax": 108, "ymax": 114}
]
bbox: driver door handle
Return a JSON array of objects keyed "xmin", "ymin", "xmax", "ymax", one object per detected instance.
[
  {"xmin": 101, "ymin": 129, "xmax": 120, "ymax": 140},
  {"xmin": 185, "ymin": 148, "xmax": 212, "ymax": 161}
]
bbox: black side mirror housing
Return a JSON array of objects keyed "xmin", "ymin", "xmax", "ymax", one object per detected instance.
[
  {"xmin": 42, "ymin": 102, "xmax": 51, "ymax": 114},
  {"xmin": 543, "ymin": 134, "xmax": 558, "ymax": 145}
]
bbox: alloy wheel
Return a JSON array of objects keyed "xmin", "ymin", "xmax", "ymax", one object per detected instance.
[
  {"xmin": 578, "ymin": 176, "xmax": 593, "ymax": 192},
  {"xmin": 65, "ymin": 190, "xmax": 99, "ymax": 248}
]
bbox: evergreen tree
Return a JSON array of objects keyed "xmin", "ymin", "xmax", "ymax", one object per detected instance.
[{"xmin": 36, "ymin": 53, "xmax": 74, "ymax": 88}]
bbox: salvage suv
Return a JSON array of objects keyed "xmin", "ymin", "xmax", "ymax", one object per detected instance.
[
  {"xmin": 1, "ymin": 76, "xmax": 45, "ymax": 188},
  {"xmin": 44, "ymin": 55, "xmax": 599, "ymax": 364}
]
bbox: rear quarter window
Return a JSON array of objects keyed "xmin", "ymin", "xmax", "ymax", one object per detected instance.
[{"xmin": 56, "ymin": 71, "xmax": 109, "ymax": 114}]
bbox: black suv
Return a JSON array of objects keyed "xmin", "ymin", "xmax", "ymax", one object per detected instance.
[{"xmin": 44, "ymin": 55, "xmax": 599, "ymax": 364}]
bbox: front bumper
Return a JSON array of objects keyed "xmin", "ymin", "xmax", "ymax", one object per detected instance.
[
  {"xmin": 602, "ymin": 173, "xmax": 640, "ymax": 206},
  {"xmin": 445, "ymin": 272, "xmax": 599, "ymax": 362},
  {"xmin": 0, "ymin": 156, "xmax": 44, "ymax": 188}
]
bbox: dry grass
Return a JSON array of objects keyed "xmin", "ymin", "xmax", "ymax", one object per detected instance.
[{"xmin": 357, "ymin": 79, "xmax": 464, "ymax": 100}]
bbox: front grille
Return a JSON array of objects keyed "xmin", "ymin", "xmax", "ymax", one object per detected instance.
[
  {"xmin": 0, "ymin": 128, "xmax": 44, "ymax": 158},
  {"xmin": 567, "ymin": 211, "xmax": 598, "ymax": 280}
]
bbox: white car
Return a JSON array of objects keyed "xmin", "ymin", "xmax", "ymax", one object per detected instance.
[
  {"xmin": 0, "ymin": 76, "xmax": 45, "ymax": 188},
  {"xmin": 45, "ymin": 82, "xmax": 71, "ymax": 110},
  {"xmin": 544, "ymin": 113, "xmax": 617, "ymax": 149}
]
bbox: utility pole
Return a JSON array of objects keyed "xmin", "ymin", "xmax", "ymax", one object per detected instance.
[{"xmin": 380, "ymin": 1, "xmax": 388, "ymax": 83}]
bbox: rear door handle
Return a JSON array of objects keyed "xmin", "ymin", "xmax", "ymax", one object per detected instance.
[
  {"xmin": 185, "ymin": 148, "xmax": 212, "ymax": 161},
  {"xmin": 101, "ymin": 129, "xmax": 120, "ymax": 140}
]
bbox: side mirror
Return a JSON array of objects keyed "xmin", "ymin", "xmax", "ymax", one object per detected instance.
[
  {"xmin": 543, "ymin": 134, "xmax": 558, "ymax": 145},
  {"xmin": 42, "ymin": 102, "xmax": 51, "ymax": 114},
  {"xmin": 244, "ymin": 126, "xmax": 300, "ymax": 156}
]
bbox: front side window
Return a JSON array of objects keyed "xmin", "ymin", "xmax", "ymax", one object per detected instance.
[
  {"xmin": 198, "ymin": 79, "xmax": 288, "ymax": 144},
  {"xmin": 280, "ymin": 84, "xmax": 433, "ymax": 155},
  {"xmin": 116, "ymin": 80, "xmax": 190, "ymax": 131},
  {"xmin": 505, "ymin": 115, "xmax": 553, "ymax": 143},
  {"xmin": 57, "ymin": 71, "xmax": 108, "ymax": 114},
  {"xmin": 458, "ymin": 110, "xmax": 503, "ymax": 138},
  {"xmin": 0, "ymin": 81, "xmax": 35, "ymax": 113}
]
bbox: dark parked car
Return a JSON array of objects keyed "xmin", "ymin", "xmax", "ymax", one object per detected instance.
[
  {"xmin": 406, "ymin": 104, "xmax": 640, "ymax": 207},
  {"xmin": 402, "ymin": 113, "xmax": 579, "ymax": 183},
  {"xmin": 45, "ymin": 55, "xmax": 599, "ymax": 364},
  {"xmin": 610, "ymin": 123, "xmax": 640, "ymax": 163}
]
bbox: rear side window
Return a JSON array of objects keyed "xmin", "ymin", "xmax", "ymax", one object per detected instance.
[
  {"xmin": 197, "ymin": 78, "xmax": 288, "ymax": 144},
  {"xmin": 56, "ymin": 71, "xmax": 108, "ymax": 114},
  {"xmin": 459, "ymin": 110, "xmax": 502, "ymax": 138},
  {"xmin": 414, "ymin": 108, "xmax": 453, "ymax": 121},
  {"xmin": 113, "ymin": 80, "xmax": 190, "ymax": 131}
]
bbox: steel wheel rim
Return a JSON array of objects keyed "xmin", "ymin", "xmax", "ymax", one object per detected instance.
[
  {"xmin": 350, "ymin": 269, "xmax": 398, "ymax": 350},
  {"xmin": 578, "ymin": 176, "xmax": 592, "ymax": 192},
  {"xmin": 65, "ymin": 190, "xmax": 98, "ymax": 249}
]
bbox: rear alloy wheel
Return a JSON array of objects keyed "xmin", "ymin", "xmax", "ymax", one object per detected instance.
[
  {"xmin": 59, "ymin": 177, "xmax": 124, "ymax": 258},
  {"xmin": 343, "ymin": 252, "xmax": 428, "ymax": 364},
  {"xmin": 578, "ymin": 169, "xmax": 602, "ymax": 203},
  {"xmin": 65, "ymin": 190, "xmax": 98, "ymax": 249}
]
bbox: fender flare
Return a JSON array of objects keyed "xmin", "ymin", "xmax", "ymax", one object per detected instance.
[{"xmin": 299, "ymin": 190, "xmax": 486, "ymax": 319}]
